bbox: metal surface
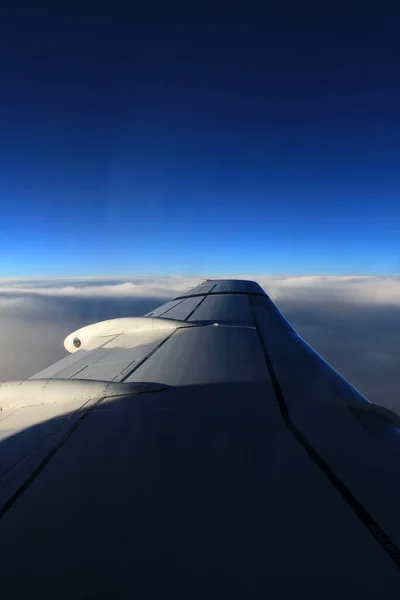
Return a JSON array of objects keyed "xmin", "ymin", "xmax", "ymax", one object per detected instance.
[
  {"xmin": 158, "ymin": 295, "xmax": 204, "ymax": 320},
  {"xmin": 187, "ymin": 293, "xmax": 255, "ymax": 324},
  {"xmin": 0, "ymin": 379, "xmax": 165, "ymax": 409},
  {"xmin": 145, "ymin": 298, "xmax": 184, "ymax": 317},
  {"xmin": 175, "ymin": 279, "xmax": 266, "ymax": 298},
  {"xmin": 1, "ymin": 278, "xmax": 400, "ymax": 597},
  {"xmin": 63, "ymin": 316, "xmax": 186, "ymax": 353},
  {"xmin": 126, "ymin": 325, "xmax": 268, "ymax": 386},
  {"xmin": 210, "ymin": 279, "xmax": 266, "ymax": 294},
  {"xmin": 251, "ymin": 293, "xmax": 400, "ymax": 561},
  {"xmin": 32, "ymin": 318, "xmax": 198, "ymax": 381},
  {"xmin": 0, "ymin": 384, "xmax": 398, "ymax": 598}
]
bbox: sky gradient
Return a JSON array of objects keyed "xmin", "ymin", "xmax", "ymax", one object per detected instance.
[{"xmin": 1, "ymin": 11, "xmax": 400, "ymax": 276}]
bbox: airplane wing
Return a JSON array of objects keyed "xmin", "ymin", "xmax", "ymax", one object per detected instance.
[{"xmin": 1, "ymin": 278, "xmax": 400, "ymax": 598}]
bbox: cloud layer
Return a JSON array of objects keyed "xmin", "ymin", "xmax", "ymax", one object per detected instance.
[
  {"xmin": 0, "ymin": 275, "xmax": 399, "ymax": 413},
  {"xmin": 1, "ymin": 274, "xmax": 400, "ymax": 304}
]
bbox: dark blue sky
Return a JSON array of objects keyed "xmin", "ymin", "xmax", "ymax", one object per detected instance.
[{"xmin": 1, "ymin": 9, "xmax": 400, "ymax": 276}]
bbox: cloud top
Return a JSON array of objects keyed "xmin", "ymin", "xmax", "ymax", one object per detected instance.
[
  {"xmin": 0, "ymin": 275, "xmax": 399, "ymax": 305},
  {"xmin": 249, "ymin": 274, "xmax": 400, "ymax": 305}
]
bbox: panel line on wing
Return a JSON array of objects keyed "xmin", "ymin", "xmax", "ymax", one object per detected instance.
[
  {"xmin": 0, "ymin": 394, "xmax": 106, "ymax": 520},
  {"xmin": 0, "ymin": 396, "xmax": 95, "ymax": 483},
  {"xmin": 248, "ymin": 295, "xmax": 400, "ymax": 572},
  {"xmin": 174, "ymin": 291, "xmax": 266, "ymax": 300},
  {"xmin": 119, "ymin": 330, "xmax": 178, "ymax": 382},
  {"xmin": 157, "ymin": 297, "xmax": 188, "ymax": 317},
  {"xmin": 184, "ymin": 284, "xmax": 217, "ymax": 321}
]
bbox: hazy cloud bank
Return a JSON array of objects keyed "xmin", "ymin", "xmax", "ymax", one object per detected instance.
[
  {"xmin": 0, "ymin": 276, "xmax": 204, "ymax": 299},
  {"xmin": 0, "ymin": 275, "xmax": 399, "ymax": 412},
  {"xmin": 1, "ymin": 274, "xmax": 400, "ymax": 304},
  {"xmin": 249, "ymin": 274, "xmax": 400, "ymax": 305}
]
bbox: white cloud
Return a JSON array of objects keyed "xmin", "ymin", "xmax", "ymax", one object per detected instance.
[
  {"xmin": 0, "ymin": 274, "xmax": 400, "ymax": 304},
  {"xmin": 245, "ymin": 274, "xmax": 400, "ymax": 305},
  {"xmin": 0, "ymin": 276, "xmax": 204, "ymax": 299}
]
